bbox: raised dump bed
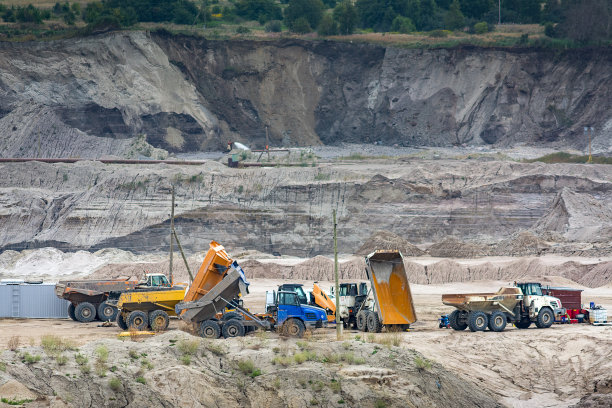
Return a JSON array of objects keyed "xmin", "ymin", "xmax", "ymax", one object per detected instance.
[
  {"xmin": 442, "ymin": 287, "xmax": 522, "ymax": 313},
  {"xmin": 359, "ymin": 250, "xmax": 417, "ymax": 332}
]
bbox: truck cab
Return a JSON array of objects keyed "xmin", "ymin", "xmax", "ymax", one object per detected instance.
[
  {"xmin": 274, "ymin": 291, "xmax": 327, "ymax": 336},
  {"xmin": 140, "ymin": 273, "xmax": 171, "ymax": 288},
  {"xmin": 277, "ymin": 284, "xmax": 308, "ymax": 305},
  {"xmin": 515, "ymin": 282, "xmax": 562, "ymax": 328}
]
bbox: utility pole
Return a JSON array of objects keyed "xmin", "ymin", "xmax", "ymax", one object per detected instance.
[
  {"xmin": 333, "ymin": 209, "xmax": 342, "ymax": 340},
  {"xmin": 169, "ymin": 187, "xmax": 175, "ymax": 287},
  {"xmin": 498, "ymin": 0, "xmax": 501, "ymax": 25},
  {"xmin": 265, "ymin": 123, "xmax": 270, "ymax": 161}
]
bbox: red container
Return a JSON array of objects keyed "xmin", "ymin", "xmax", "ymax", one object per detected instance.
[{"xmin": 543, "ymin": 286, "xmax": 583, "ymax": 309}]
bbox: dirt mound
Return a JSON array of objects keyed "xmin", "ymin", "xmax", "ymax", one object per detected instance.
[
  {"xmin": 579, "ymin": 261, "xmax": 612, "ymax": 288},
  {"xmin": 426, "ymin": 237, "xmax": 489, "ymax": 258},
  {"xmin": 0, "ymin": 331, "xmax": 501, "ymax": 408},
  {"xmin": 355, "ymin": 230, "xmax": 426, "ymax": 256},
  {"xmin": 339, "ymin": 257, "xmax": 366, "ymax": 279},
  {"xmin": 290, "ymin": 256, "xmax": 334, "ymax": 280},
  {"xmin": 492, "ymin": 231, "xmax": 551, "ymax": 256}
]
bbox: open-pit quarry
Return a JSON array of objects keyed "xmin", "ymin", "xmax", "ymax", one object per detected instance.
[{"xmin": 1, "ymin": 30, "xmax": 612, "ymax": 408}]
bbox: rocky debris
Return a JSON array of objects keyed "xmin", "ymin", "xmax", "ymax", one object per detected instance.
[
  {"xmin": 355, "ymin": 231, "xmax": 426, "ymax": 256},
  {"xmin": 533, "ymin": 188, "xmax": 612, "ymax": 243},
  {"xmin": 492, "ymin": 231, "xmax": 551, "ymax": 256},
  {"xmin": 0, "ymin": 331, "xmax": 501, "ymax": 408},
  {"xmin": 571, "ymin": 377, "xmax": 612, "ymax": 408},
  {"xmin": 426, "ymin": 237, "xmax": 489, "ymax": 258}
]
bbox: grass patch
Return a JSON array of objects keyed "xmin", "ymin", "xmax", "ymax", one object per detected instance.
[
  {"xmin": 140, "ymin": 358, "xmax": 153, "ymax": 370},
  {"xmin": 7, "ymin": 336, "xmax": 20, "ymax": 351},
  {"xmin": 414, "ymin": 355, "xmax": 432, "ymax": 371},
  {"xmin": 109, "ymin": 377, "xmax": 121, "ymax": 392},
  {"xmin": 136, "ymin": 376, "xmax": 146, "ymax": 384},
  {"xmin": 56, "ymin": 354, "xmax": 68, "ymax": 366},
  {"xmin": 74, "ymin": 354, "xmax": 88, "ymax": 366},
  {"xmin": 271, "ymin": 355, "xmax": 293, "ymax": 367},
  {"xmin": 524, "ymin": 152, "xmax": 612, "ymax": 164},
  {"xmin": 0, "ymin": 362, "xmax": 6, "ymax": 371},
  {"xmin": 95, "ymin": 345, "xmax": 109, "ymax": 363},
  {"xmin": 177, "ymin": 339, "xmax": 200, "ymax": 355},
  {"xmin": 205, "ymin": 342, "xmax": 227, "ymax": 356},
  {"xmin": 237, "ymin": 359, "xmax": 262, "ymax": 377},
  {"xmin": 41, "ymin": 335, "xmax": 76, "ymax": 355},
  {"xmin": 128, "ymin": 349, "xmax": 139, "ymax": 359},
  {"xmin": 314, "ymin": 172, "xmax": 331, "ymax": 181},
  {"xmin": 22, "ymin": 353, "xmax": 41, "ymax": 364},
  {"xmin": 1, "ymin": 398, "xmax": 34, "ymax": 406},
  {"xmin": 293, "ymin": 351, "xmax": 318, "ymax": 364},
  {"xmin": 180, "ymin": 355, "xmax": 191, "ymax": 365},
  {"xmin": 80, "ymin": 364, "xmax": 91, "ymax": 374},
  {"xmin": 329, "ymin": 378, "xmax": 341, "ymax": 393}
]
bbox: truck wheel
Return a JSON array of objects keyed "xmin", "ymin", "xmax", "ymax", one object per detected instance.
[
  {"xmin": 222, "ymin": 319, "xmax": 245, "ymax": 338},
  {"xmin": 75, "ymin": 302, "xmax": 96, "ymax": 323},
  {"xmin": 149, "ymin": 310, "xmax": 170, "ymax": 331},
  {"xmin": 449, "ymin": 310, "xmax": 467, "ymax": 331},
  {"xmin": 536, "ymin": 308, "xmax": 554, "ymax": 329},
  {"xmin": 221, "ymin": 312, "xmax": 243, "ymax": 321},
  {"xmin": 199, "ymin": 320, "xmax": 221, "ymax": 339},
  {"xmin": 366, "ymin": 312, "xmax": 382, "ymax": 333},
  {"xmin": 97, "ymin": 302, "xmax": 118, "ymax": 322},
  {"xmin": 284, "ymin": 318, "xmax": 305, "ymax": 338},
  {"xmin": 467, "ymin": 311, "xmax": 488, "ymax": 332},
  {"xmin": 127, "ymin": 311, "xmax": 148, "ymax": 331},
  {"xmin": 68, "ymin": 304, "xmax": 77, "ymax": 321},
  {"xmin": 488, "ymin": 311, "xmax": 507, "ymax": 332},
  {"xmin": 356, "ymin": 311, "xmax": 368, "ymax": 332},
  {"xmin": 116, "ymin": 312, "xmax": 128, "ymax": 330},
  {"xmin": 515, "ymin": 318, "xmax": 532, "ymax": 329}
]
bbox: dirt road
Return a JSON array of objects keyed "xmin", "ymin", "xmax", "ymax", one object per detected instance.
[{"xmin": 2, "ymin": 279, "xmax": 611, "ymax": 407}]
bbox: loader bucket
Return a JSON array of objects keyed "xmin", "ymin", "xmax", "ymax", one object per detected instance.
[{"xmin": 365, "ymin": 250, "xmax": 417, "ymax": 325}]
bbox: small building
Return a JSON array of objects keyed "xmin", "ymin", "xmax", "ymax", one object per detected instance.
[{"xmin": 542, "ymin": 286, "xmax": 583, "ymax": 310}]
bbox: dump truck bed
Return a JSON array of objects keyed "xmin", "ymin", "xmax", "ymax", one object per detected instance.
[
  {"xmin": 365, "ymin": 250, "xmax": 417, "ymax": 325},
  {"xmin": 183, "ymin": 241, "xmax": 235, "ymax": 303},
  {"xmin": 55, "ymin": 279, "xmax": 139, "ymax": 300},
  {"xmin": 177, "ymin": 266, "xmax": 249, "ymax": 323},
  {"xmin": 442, "ymin": 287, "xmax": 522, "ymax": 313}
]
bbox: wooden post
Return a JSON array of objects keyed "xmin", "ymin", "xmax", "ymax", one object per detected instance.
[
  {"xmin": 334, "ymin": 209, "xmax": 342, "ymax": 340},
  {"xmin": 169, "ymin": 187, "xmax": 175, "ymax": 287},
  {"xmin": 173, "ymin": 230, "xmax": 194, "ymax": 283}
]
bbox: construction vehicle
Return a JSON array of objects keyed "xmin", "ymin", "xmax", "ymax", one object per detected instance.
[
  {"xmin": 329, "ymin": 282, "xmax": 370, "ymax": 328},
  {"xmin": 354, "ymin": 250, "xmax": 418, "ymax": 332},
  {"xmin": 55, "ymin": 273, "xmax": 170, "ymax": 323},
  {"xmin": 111, "ymin": 241, "xmax": 328, "ymax": 337},
  {"xmin": 442, "ymin": 282, "xmax": 562, "ymax": 332},
  {"xmin": 310, "ymin": 283, "xmax": 336, "ymax": 322}
]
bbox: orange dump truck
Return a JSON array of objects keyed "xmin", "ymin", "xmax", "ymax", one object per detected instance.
[{"xmin": 355, "ymin": 250, "xmax": 417, "ymax": 332}]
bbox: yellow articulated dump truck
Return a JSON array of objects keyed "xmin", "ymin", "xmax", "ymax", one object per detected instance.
[
  {"xmin": 108, "ymin": 241, "xmax": 234, "ymax": 331},
  {"xmin": 354, "ymin": 250, "xmax": 417, "ymax": 332}
]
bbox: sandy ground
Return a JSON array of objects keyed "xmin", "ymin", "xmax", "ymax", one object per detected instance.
[{"xmin": 1, "ymin": 278, "xmax": 611, "ymax": 408}]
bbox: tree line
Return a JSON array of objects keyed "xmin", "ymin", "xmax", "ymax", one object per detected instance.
[{"xmin": 0, "ymin": 0, "xmax": 610, "ymax": 44}]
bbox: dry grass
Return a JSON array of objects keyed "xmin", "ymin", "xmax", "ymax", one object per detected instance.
[
  {"xmin": 7, "ymin": 336, "xmax": 20, "ymax": 351},
  {"xmin": 41, "ymin": 335, "xmax": 76, "ymax": 355}
]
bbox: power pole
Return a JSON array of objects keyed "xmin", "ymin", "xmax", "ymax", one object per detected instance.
[
  {"xmin": 265, "ymin": 123, "xmax": 270, "ymax": 161},
  {"xmin": 169, "ymin": 187, "xmax": 175, "ymax": 287},
  {"xmin": 333, "ymin": 209, "xmax": 342, "ymax": 340},
  {"xmin": 498, "ymin": 0, "xmax": 501, "ymax": 25}
]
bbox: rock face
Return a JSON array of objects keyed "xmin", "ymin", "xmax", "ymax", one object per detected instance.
[
  {"xmin": 0, "ymin": 31, "xmax": 611, "ymax": 155},
  {"xmin": 0, "ymin": 158, "xmax": 610, "ymax": 257}
]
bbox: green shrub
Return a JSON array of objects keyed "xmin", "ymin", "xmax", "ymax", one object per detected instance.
[
  {"xmin": 180, "ymin": 355, "xmax": 191, "ymax": 365},
  {"xmin": 544, "ymin": 22, "xmax": 556, "ymax": 38},
  {"xmin": 109, "ymin": 377, "xmax": 121, "ymax": 392},
  {"xmin": 75, "ymin": 354, "xmax": 88, "ymax": 366},
  {"xmin": 429, "ymin": 29, "xmax": 450, "ymax": 38},
  {"xmin": 237, "ymin": 359, "xmax": 261, "ymax": 377},
  {"xmin": 56, "ymin": 355, "xmax": 68, "ymax": 366},
  {"xmin": 414, "ymin": 355, "xmax": 432, "ymax": 371},
  {"xmin": 291, "ymin": 17, "xmax": 312, "ymax": 33},
  {"xmin": 265, "ymin": 20, "xmax": 282, "ymax": 32},
  {"xmin": 22, "ymin": 353, "xmax": 41, "ymax": 364},
  {"xmin": 177, "ymin": 339, "xmax": 200, "ymax": 355},
  {"xmin": 317, "ymin": 14, "xmax": 338, "ymax": 36},
  {"xmin": 1, "ymin": 398, "xmax": 34, "ymax": 406},
  {"xmin": 41, "ymin": 335, "xmax": 75, "ymax": 354},
  {"xmin": 391, "ymin": 16, "xmax": 415, "ymax": 34},
  {"xmin": 205, "ymin": 342, "xmax": 227, "ymax": 356},
  {"xmin": 474, "ymin": 22, "xmax": 488, "ymax": 34},
  {"xmin": 236, "ymin": 25, "xmax": 250, "ymax": 34},
  {"xmin": 136, "ymin": 376, "xmax": 146, "ymax": 384},
  {"xmin": 95, "ymin": 345, "xmax": 109, "ymax": 363}
]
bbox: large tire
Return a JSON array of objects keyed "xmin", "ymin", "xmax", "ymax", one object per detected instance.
[
  {"xmin": 97, "ymin": 301, "xmax": 118, "ymax": 322},
  {"xmin": 149, "ymin": 310, "xmax": 170, "ymax": 332},
  {"xmin": 449, "ymin": 310, "xmax": 467, "ymax": 331},
  {"xmin": 366, "ymin": 311, "xmax": 383, "ymax": 333},
  {"xmin": 199, "ymin": 320, "xmax": 221, "ymax": 339},
  {"xmin": 515, "ymin": 318, "xmax": 532, "ymax": 329},
  {"xmin": 74, "ymin": 302, "xmax": 96, "ymax": 323},
  {"xmin": 221, "ymin": 312, "xmax": 243, "ymax": 321},
  {"xmin": 222, "ymin": 319, "xmax": 245, "ymax": 338},
  {"xmin": 468, "ymin": 311, "xmax": 488, "ymax": 332},
  {"xmin": 536, "ymin": 307, "xmax": 554, "ymax": 329},
  {"xmin": 488, "ymin": 311, "xmax": 507, "ymax": 332},
  {"xmin": 116, "ymin": 312, "xmax": 128, "ymax": 330},
  {"xmin": 68, "ymin": 303, "xmax": 77, "ymax": 321},
  {"xmin": 356, "ymin": 310, "xmax": 368, "ymax": 332},
  {"xmin": 127, "ymin": 310, "xmax": 148, "ymax": 331},
  {"xmin": 284, "ymin": 318, "xmax": 306, "ymax": 338}
]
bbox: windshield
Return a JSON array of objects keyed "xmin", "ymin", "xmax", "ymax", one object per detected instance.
[
  {"xmin": 278, "ymin": 292, "xmax": 297, "ymax": 306},
  {"xmin": 339, "ymin": 284, "xmax": 357, "ymax": 296}
]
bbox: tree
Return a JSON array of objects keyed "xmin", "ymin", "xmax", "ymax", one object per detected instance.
[
  {"xmin": 557, "ymin": 0, "xmax": 611, "ymax": 43},
  {"xmin": 444, "ymin": 0, "xmax": 464, "ymax": 30},
  {"xmin": 333, "ymin": 1, "xmax": 357, "ymax": 35},
  {"xmin": 391, "ymin": 15, "xmax": 415, "ymax": 32},
  {"xmin": 356, "ymin": 0, "xmax": 407, "ymax": 32},
  {"xmin": 284, "ymin": 0, "xmax": 324, "ymax": 31},
  {"xmin": 235, "ymin": 0, "xmax": 282, "ymax": 23},
  {"xmin": 459, "ymin": 0, "xmax": 493, "ymax": 20},
  {"xmin": 318, "ymin": 13, "xmax": 338, "ymax": 35},
  {"xmin": 292, "ymin": 16, "xmax": 312, "ymax": 32},
  {"xmin": 418, "ymin": 0, "xmax": 440, "ymax": 31}
]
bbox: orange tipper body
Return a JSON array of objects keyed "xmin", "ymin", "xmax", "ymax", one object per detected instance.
[
  {"xmin": 312, "ymin": 282, "xmax": 336, "ymax": 321},
  {"xmin": 365, "ymin": 250, "xmax": 417, "ymax": 325},
  {"xmin": 183, "ymin": 241, "xmax": 234, "ymax": 303}
]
